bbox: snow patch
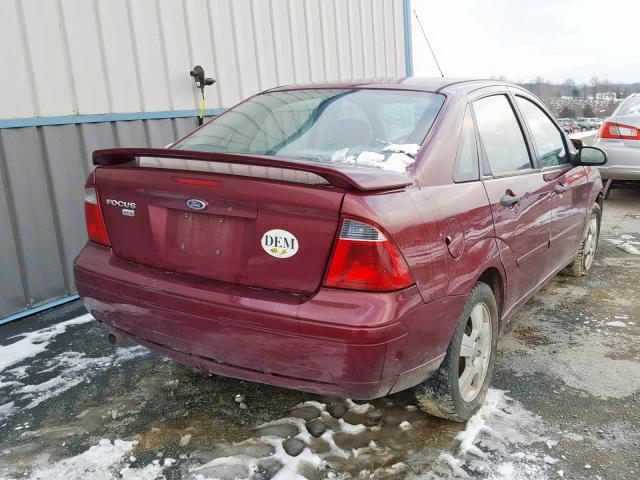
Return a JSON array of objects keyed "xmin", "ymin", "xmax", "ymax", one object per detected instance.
[
  {"xmin": 606, "ymin": 321, "xmax": 627, "ymax": 328},
  {"xmin": 265, "ymin": 436, "xmax": 323, "ymax": 480},
  {"xmin": 182, "ymin": 392, "xmax": 550, "ymax": 480},
  {"xmin": 410, "ymin": 390, "xmax": 551, "ymax": 480},
  {"xmin": 353, "ymin": 150, "xmax": 416, "ymax": 173},
  {"xmin": 344, "ymin": 399, "xmax": 373, "ymax": 414},
  {"xmin": 329, "ymin": 144, "xmax": 418, "ymax": 174},
  {"xmin": 337, "ymin": 418, "xmax": 367, "ymax": 435},
  {"xmin": 17, "ymin": 346, "xmax": 147, "ymax": 410},
  {"xmin": 608, "ymin": 237, "xmax": 640, "ymax": 255},
  {"xmin": 330, "ymin": 148, "xmax": 355, "ymax": 164},
  {"xmin": 355, "ymin": 151, "xmax": 385, "ymax": 166},
  {"xmin": 382, "ymin": 142, "xmax": 420, "ymax": 156},
  {"xmin": 0, "ymin": 401, "xmax": 16, "ymax": 419},
  {"xmin": 187, "ymin": 399, "xmax": 378, "ymax": 479},
  {"xmin": 0, "ymin": 377, "xmax": 22, "ymax": 389},
  {"xmin": 0, "ymin": 314, "xmax": 94, "ymax": 372},
  {"xmin": 617, "ymin": 243, "xmax": 640, "ymax": 255},
  {"xmin": 380, "ymin": 152, "xmax": 415, "ymax": 173},
  {"xmin": 0, "ymin": 344, "xmax": 148, "ymax": 418},
  {"xmin": 23, "ymin": 439, "xmax": 164, "ymax": 480}
]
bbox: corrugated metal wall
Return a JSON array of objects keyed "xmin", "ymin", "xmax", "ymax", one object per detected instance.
[
  {"xmin": 1, "ymin": 0, "xmax": 408, "ymax": 119},
  {"xmin": 0, "ymin": 117, "xmax": 208, "ymax": 318},
  {"xmin": 0, "ymin": 0, "xmax": 411, "ymax": 320}
]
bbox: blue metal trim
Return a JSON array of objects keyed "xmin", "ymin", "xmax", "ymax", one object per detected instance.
[
  {"xmin": 0, "ymin": 294, "xmax": 80, "ymax": 325},
  {"xmin": 0, "ymin": 109, "xmax": 225, "ymax": 129},
  {"xmin": 402, "ymin": 0, "xmax": 414, "ymax": 76}
]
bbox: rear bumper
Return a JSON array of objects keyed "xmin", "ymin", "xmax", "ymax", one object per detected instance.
[
  {"xmin": 595, "ymin": 140, "xmax": 640, "ymax": 180},
  {"xmin": 74, "ymin": 242, "xmax": 464, "ymax": 399}
]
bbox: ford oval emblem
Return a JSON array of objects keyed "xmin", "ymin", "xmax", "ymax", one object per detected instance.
[{"xmin": 187, "ymin": 199, "xmax": 207, "ymax": 210}]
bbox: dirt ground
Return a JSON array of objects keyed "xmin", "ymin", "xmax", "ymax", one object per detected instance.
[{"xmin": 0, "ymin": 188, "xmax": 639, "ymax": 480}]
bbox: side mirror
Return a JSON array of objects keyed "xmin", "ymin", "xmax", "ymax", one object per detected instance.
[{"xmin": 578, "ymin": 146, "xmax": 607, "ymax": 166}]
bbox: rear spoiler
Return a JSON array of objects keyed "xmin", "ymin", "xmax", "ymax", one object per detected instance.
[{"xmin": 92, "ymin": 148, "xmax": 412, "ymax": 192}]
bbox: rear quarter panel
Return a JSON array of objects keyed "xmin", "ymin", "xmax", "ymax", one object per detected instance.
[
  {"xmin": 339, "ymin": 188, "xmax": 447, "ymax": 304},
  {"xmin": 421, "ymin": 183, "xmax": 500, "ymax": 298}
]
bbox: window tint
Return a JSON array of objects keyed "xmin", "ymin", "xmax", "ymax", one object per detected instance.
[
  {"xmin": 516, "ymin": 96, "xmax": 568, "ymax": 167},
  {"xmin": 473, "ymin": 95, "xmax": 531, "ymax": 174},
  {"xmin": 453, "ymin": 107, "xmax": 479, "ymax": 182}
]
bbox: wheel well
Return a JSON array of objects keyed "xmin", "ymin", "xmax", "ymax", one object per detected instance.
[
  {"xmin": 477, "ymin": 268, "xmax": 504, "ymax": 321},
  {"xmin": 596, "ymin": 192, "xmax": 604, "ymax": 210}
]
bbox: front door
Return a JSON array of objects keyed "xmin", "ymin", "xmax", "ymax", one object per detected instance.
[
  {"xmin": 473, "ymin": 94, "xmax": 551, "ymax": 309},
  {"xmin": 513, "ymin": 94, "xmax": 590, "ymax": 274}
]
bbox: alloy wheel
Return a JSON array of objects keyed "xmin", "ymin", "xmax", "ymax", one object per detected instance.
[
  {"xmin": 458, "ymin": 302, "xmax": 492, "ymax": 403},
  {"xmin": 583, "ymin": 214, "xmax": 599, "ymax": 271}
]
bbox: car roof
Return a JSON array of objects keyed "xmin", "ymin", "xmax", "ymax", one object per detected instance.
[{"xmin": 264, "ymin": 77, "xmax": 513, "ymax": 95}]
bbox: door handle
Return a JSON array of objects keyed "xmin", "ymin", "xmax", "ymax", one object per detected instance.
[
  {"xmin": 500, "ymin": 193, "xmax": 521, "ymax": 207},
  {"xmin": 554, "ymin": 184, "xmax": 568, "ymax": 194}
]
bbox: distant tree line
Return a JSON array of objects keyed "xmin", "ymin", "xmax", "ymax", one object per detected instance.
[
  {"xmin": 558, "ymin": 103, "xmax": 595, "ymax": 119},
  {"xmin": 491, "ymin": 76, "xmax": 640, "ymax": 100}
]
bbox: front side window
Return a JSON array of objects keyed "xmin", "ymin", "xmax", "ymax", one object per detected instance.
[
  {"xmin": 516, "ymin": 96, "xmax": 568, "ymax": 167},
  {"xmin": 473, "ymin": 95, "xmax": 531, "ymax": 175},
  {"xmin": 176, "ymin": 89, "xmax": 445, "ymax": 174}
]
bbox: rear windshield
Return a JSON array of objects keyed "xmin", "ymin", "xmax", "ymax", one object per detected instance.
[
  {"xmin": 617, "ymin": 96, "xmax": 640, "ymax": 116},
  {"xmin": 175, "ymin": 89, "xmax": 444, "ymax": 173}
]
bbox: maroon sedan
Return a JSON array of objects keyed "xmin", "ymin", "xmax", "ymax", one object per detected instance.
[{"xmin": 74, "ymin": 78, "xmax": 607, "ymax": 421}]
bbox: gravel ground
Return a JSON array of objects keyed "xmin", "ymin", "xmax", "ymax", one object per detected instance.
[{"xmin": 0, "ymin": 188, "xmax": 638, "ymax": 480}]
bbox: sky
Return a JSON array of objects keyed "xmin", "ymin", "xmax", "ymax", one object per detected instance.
[{"xmin": 410, "ymin": 0, "xmax": 640, "ymax": 84}]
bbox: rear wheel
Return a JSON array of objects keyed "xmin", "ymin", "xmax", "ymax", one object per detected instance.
[
  {"xmin": 413, "ymin": 282, "xmax": 498, "ymax": 422},
  {"xmin": 564, "ymin": 203, "xmax": 601, "ymax": 276}
]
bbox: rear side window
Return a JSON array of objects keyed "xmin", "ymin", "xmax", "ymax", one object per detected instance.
[
  {"xmin": 516, "ymin": 96, "xmax": 568, "ymax": 168},
  {"xmin": 473, "ymin": 95, "xmax": 531, "ymax": 175},
  {"xmin": 453, "ymin": 107, "xmax": 479, "ymax": 182}
]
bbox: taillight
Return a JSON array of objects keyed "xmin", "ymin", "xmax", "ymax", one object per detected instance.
[
  {"xmin": 324, "ymin": 218, "xmax": 414, "ymax": 291},
  {"xmin": 598, "ymin": 121, "xmax": 640, "ymax": 140},
  {"xmin": 84, "ymin": 186, "xmax": 110, "ymax": 246}
]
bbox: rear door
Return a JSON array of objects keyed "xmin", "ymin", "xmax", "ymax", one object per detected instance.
[
  {"xmin": 513, "ymin": 93, "xmax": 590, "ymax": 273},
  {"xmin": 473, "ymin": 93, "xmax": 551, "ymax": 307}
]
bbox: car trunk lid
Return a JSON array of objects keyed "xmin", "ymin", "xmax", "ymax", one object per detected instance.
[{"xmin": 92, "ymin": 148, "xmax": 411, "ymax": 294}]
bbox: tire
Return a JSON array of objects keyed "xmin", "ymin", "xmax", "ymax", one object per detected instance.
[
  {"xmin": 413, "ymin": 282, "xmax": 498, "ymax": 422},
  {"xmin": 564, "ymin": 203, "xmax": 601, "ymax": 277}
]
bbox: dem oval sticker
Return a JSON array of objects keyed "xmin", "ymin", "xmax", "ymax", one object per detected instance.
[{"xmin": 261, "ymin": 229, "xmax": 299, "ymax": 258}]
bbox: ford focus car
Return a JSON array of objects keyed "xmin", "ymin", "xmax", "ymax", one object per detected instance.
[{"xmin": 74, "ymin": 78, "xmax": 607, "ymax": 421}]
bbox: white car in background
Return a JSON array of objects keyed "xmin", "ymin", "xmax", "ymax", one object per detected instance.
[{"xmin": 594, "ymin": 93, "xmax": 640, "ymax": 181}]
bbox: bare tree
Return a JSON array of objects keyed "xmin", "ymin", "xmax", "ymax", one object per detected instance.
[{"xmin": 590, "ymin": 77, "xmax": 599, "ymax": 99}]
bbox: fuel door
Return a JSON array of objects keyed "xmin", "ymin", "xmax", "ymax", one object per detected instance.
[{"xmin": 445, "ymin": 217, "xmax": 465, "ymax": 258}]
